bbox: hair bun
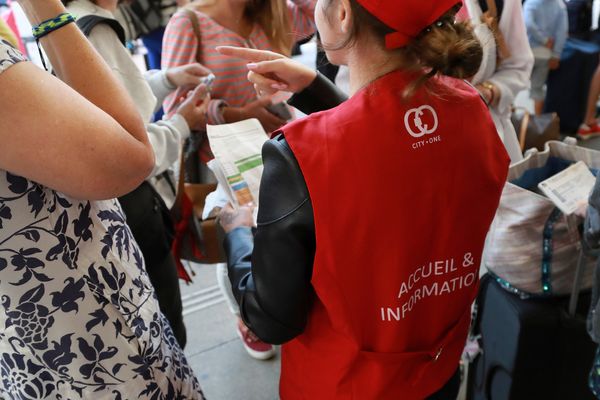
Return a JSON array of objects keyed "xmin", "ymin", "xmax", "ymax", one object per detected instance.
[{"xmin": 409, "ymin": 19, "xmax": 483, "ymax": 80}]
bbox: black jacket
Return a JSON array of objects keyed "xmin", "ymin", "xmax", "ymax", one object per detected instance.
[{"xmin": 224, "ymin": 73, "xmax": 346, "ymax": 344}]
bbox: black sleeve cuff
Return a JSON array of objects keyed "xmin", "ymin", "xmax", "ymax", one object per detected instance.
[{"xmin": 288, "ymin": 72, "xmax": 348, "ymax": 114}]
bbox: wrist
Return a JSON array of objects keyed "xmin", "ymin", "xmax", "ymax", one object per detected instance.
[
  {"xmin": 175, "ymin": 109, "xmax": 193, "ymax": 131},
  {"xmin": 481, "ymin": 81, "xmax": 497, "ymax": 105},
  {"xmin": 169, "ymin": 114, "xmax": 192, "ymax": 138},
  {"xmin": 164, "ymin": 70, "xmax": 178, "ymax": 90},
  {"xmin": 33, "ymin": 13, "xmax": 76, "ymax": 40},
  {"xmin": 300, "ymin": 69, "xmax": 318, "ymax": 92},
  {"xmin": 222, "ymin": 106, "xmax": 243, "ymax": 123}
]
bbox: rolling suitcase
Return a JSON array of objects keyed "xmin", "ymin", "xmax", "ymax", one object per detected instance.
[
  {"xmin": 467, "ymin": 272, "xmax": 596, "ymax": 400},
  {"xmin": 544, "ymin": 38, "xmax": 600, "ymax": 134}
]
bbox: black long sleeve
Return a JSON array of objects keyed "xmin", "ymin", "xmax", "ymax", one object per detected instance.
[
  {"xmin": 224, "ymin": 135, "xmax": 316, "ymax": 345},
  {"xmin": 288, "ymin": 72, "xmax": 348, "ymax": 114}
]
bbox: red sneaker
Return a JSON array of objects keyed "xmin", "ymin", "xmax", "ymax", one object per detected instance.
[
  {"xmin": 237, "ymin": 321, "xmax": 276, "ymax": 360},
  {"xmin": 577, "ymin": 122, "xmax": 600, "ymax": 140}
]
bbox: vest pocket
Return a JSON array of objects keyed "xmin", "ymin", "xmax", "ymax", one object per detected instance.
[{"xmin": 349, "ymin": 308, "xmax": 472, "ymax": 399}]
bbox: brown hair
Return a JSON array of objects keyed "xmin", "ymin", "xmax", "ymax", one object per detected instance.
[{"xmin": 322, "ymin": 1, "xmax": 483, "ymax": 82}]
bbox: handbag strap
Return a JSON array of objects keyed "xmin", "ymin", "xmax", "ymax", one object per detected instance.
[
  {"xmin": 171, "ymin": 148, "xmax": 187, "ymax": 215},
  {"xmin": 172, "ymin": 8, "xmax": 202, "ymax": 213},
  {"xmin": 541, "ymin": 208, "xmax": 562, "ymax": 295},
  {"xmin": 516, "ymin": 107, "xmax": 531, "ymax": 152},
  {"xmin": 181, "ymin": 8, "xmax": 203, "ymax": 64}
]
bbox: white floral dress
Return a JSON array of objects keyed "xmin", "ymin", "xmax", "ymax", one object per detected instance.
[{"xmin": 0, "ymin": 40, "xmax": 204, "ymax": 400}]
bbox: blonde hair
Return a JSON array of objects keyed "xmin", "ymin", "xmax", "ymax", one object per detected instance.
[
  {"xmin": 190, "ymin": 0, "xmax": 293, "ymax": 55},
  {"xmin": 246, "ymin": 0, "xmax": 293, "ymax": 55}
]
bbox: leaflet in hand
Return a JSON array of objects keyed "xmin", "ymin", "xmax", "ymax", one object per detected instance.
[
  {"xmin": 206, "ymin": 118, "xmax": 269, "ymax": 210},
  {"xmin": 538, "ymin": 161, "xmax": 596, "ymax": 215}
]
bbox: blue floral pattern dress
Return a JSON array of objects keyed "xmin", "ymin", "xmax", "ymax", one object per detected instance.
[{"xmin": 0, "ymin": 40, "xmax": 204, "ymax": 400}]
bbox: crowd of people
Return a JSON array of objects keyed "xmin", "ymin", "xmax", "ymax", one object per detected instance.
[{"xmin": 0, "ymin": 0, "xmax": 598, "ymax": 399}]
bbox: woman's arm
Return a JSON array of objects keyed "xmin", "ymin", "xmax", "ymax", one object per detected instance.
[
  {"xmin": 0, "ymin": 0, "xmax": 153, "ymax": 200},
  {"xmin": 83, "ymin": 21, "xmax": 209, "ymax": 178},
  {"xmin": 488, "ymin": 0, "xmax": 534, "ymax": 115},
  {"xmin": 217, "ymin": 46, "xmax": 348, "ymax": 113},
  {"xmin": 145, "ymin": 63, "xmax": 210, "ymax": 112},
  {"xmin": 146, "ymin": 86, "xmax": 210, "ymax": 177},
  {"xmin": 162, "ymin": 11, "xmax": 226, "ymax": 124},
  {"xmin": 19, "ymin": 0, "xmax": 149, "ymax": 148},
  {"xmin": 221, "ymin": 135, "xmax": 316, "ymax": 344}
]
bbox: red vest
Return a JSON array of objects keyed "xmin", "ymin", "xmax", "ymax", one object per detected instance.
[{"xmin": 280, "ymin": 71, "xmax": 509, "ymax": 400}]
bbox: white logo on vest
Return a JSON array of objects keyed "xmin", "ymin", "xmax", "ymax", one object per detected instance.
[{"xmin": 404, "ymin": 105, "xmax": 439, "ymax": 138}]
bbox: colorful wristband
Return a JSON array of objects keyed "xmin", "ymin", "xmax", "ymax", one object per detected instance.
[
  {"xmin": 32, "ymin": 13, "xmax": 76, "ymax": 40},
  {"xmin": 32, "ymin": 13, "xmax": 76, "ymax": 71}
]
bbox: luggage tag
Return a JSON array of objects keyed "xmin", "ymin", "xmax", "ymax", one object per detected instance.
[{"xmin": 538, "ymin": 161, "xmax": 596, "ymax": 215}]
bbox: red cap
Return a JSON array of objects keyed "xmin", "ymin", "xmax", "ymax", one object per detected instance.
[{"xmin": 355, "ymin": 0, "xmax": 462, "ymax": 49}]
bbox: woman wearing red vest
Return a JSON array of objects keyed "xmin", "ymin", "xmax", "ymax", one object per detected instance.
[{"xmin": 218, "ymin": 1, "xmax": 510, "ymax": 398}]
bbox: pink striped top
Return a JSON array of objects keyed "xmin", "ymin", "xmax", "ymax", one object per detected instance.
[{"xmin": 161, "ymin": 0, "xmax": 316, "ymax": 124}]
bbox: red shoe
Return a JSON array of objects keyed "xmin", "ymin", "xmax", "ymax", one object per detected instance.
[
  {"xmin": 237, "ymin": 321, "xmax": 276, "ymax": 360},
  {"xmin": 577, "ymin": 122, "xmax": 600, "ymax": 140}
]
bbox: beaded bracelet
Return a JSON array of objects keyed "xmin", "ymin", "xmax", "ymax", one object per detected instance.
[{"xmin": 32, "ymin": 13, "xmax": 76, "ymax": 71}]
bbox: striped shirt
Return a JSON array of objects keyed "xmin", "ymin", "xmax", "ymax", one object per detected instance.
[{"xmin": 161, "ymin": 0, "xmax": 316, "ymax": 125}]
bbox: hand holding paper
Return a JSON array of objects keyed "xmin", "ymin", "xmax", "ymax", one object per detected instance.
[{"xmin": 206, "ymin": 119, "xmax": 269, "ymax": 223}]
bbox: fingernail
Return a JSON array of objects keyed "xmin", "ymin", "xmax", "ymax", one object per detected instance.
[
  {"xmin": 247, "ymin": 63, "xmax": 258, "ymax": 70},
  {"xmin": 271, "ymin": 83, "xmax": 287, "ymax": 90}
]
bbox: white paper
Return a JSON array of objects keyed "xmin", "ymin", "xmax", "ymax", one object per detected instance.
[
  {"xmin": 538, "ymin": 161, "xmax": 596, "ymax": 215},
  {"xmin": 206, "ymin": 119, "xmax": 269, "ymax": 221}
]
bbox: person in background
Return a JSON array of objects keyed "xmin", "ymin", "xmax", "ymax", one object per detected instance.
[
  {"xmin": 0, "ymin": 0, "xmax": 203, "ymax": 397},
  {"xmin": 0, "ymin": 17, "xmax": 18, "ymax": 48},
  {"xmin": 458, "ymin": 0, "xmax": 534, "ymax": 164},
  {"xmin": 117, "ymin": 0, "xmax": 189, "ymax": 121},
  {"xmin": 523, "ymin": 0, "xmax": 568, "ymax": 116},
  {"xmin": 215, "ymin": 0, "xmax": 509, "ymax": 397},
  {"xmin": 62, "ymin": 0, "xmax": 211, "ymax": 348},
  {"xmin": 141, "ymin": 0, "xmax": 188, "ymax": 69},
  {"xmin": 578, "ymin": 64, "xmax": 600, "ymax": 139},
  {"xmin": 161, "ymin": 0, "xmax": 317, "ymax": 360}
]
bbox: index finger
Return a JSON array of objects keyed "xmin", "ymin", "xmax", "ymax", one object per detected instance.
[
  {"xmin": 216, "ymin": 46, "xmax": 284, "ymax": 63},
  {"xmin": 189, "ymin": 84, "xmax": 208, "ymax": 100},
  {"xmin": 223, "ymin": 202, "xmax": 235, "ymax": 211}
]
